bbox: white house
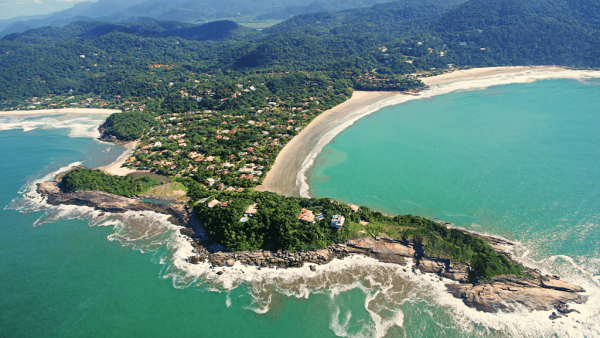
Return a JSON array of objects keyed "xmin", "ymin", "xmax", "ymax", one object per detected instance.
[{"xmin": 331, "ymin": 215, "xmax": 345, "ymax": 229}]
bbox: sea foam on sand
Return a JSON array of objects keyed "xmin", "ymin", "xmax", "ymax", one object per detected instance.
[{"xmin": 0, "ymin": 114, "xmax": 110, "ymax": 139}]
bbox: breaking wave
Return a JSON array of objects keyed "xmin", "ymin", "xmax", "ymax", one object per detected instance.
[
  {"xmin": 0, "ymin": 114, "xmax": 109, "ymax": 139},
  {"xmin": 8, "ymin": 161, "xmax": 600, "ymax": 338}
]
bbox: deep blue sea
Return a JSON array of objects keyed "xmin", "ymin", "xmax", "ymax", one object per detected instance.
[{"xmin": 2, "ymin": 79, "xmax": 599, "ymax": 338}]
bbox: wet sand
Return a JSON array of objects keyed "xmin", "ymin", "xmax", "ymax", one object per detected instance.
[
  {"xmin": 97, "ymin": 141, "xmax": 139, "ymax": 176},
  {"xmin": 255, "ymin": 91, "xmax": 401, "ymax": 197}
]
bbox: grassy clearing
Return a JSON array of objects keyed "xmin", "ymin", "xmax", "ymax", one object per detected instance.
[
  {"xmin": 141, "ymin": 181, "xmax": 189, "ymax": 201},
  {"xmin": 345, "ymin": 220, "xmax": 420, "ymax": 239}
]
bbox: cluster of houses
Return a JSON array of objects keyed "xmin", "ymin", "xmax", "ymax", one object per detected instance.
[
  {"xmin": 118, "ymin": 72, "xmax": 356, "ymax": 198},
  {"xmin": 125, "ymin": 97, "xmax": 324, "ymax": 183},
  {"xmin": 294, "ymin": 203, "xmax": 361, "ymax": 229},
  {"xmin": 14, "ymin": 94, "xmax": 119, "ymax": 111},
  {"xmin": 198, "ymin": 197, "xmax": 364, "ymax": 230}
]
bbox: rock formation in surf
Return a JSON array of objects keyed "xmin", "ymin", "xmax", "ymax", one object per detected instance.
[{"xmin": 36, "ymin": 176, "xmax": 588, "ymax": 317}]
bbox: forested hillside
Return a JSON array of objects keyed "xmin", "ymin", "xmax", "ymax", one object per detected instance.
[
  {"xmin": 2, "ymin": 0, "xmax": 599, "ymax": 105},
  {"xmin": 8, "ymin": 0, "xmax": 598, "ymax": 279},
  {"xmin": 3, "ymin": 20, "xmax": 259, "ymax": 42},
  {"xmin": 433, "ymin": 0, "xmax": 600, "ymax": 67}
]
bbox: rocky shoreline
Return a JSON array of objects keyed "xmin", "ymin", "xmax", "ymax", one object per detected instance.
[
  {"xmin": 193, "ymin": 235, "xmax": 587, "ymax": 315},
  {"xmin": 36, "ymin": 177, "xmax": 588, "ymax": 318},
  {"xmin": 97, "ymin": 126, "xmax": 131, "ymax": 145},
  {"xmin": 36, "ymin": 180, "xmax": 193, "ymax": 226}
]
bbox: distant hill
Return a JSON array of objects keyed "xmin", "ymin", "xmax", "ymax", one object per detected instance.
[
  {"xmin": 0, "ymin": 0, "xmax": 147, "ymax": 37},
  {"xmin": 1, "ymin": 0, "xmax": 599, "ymax": 102},
  {"xmin": 254, "ymin": 0, "xmax": 401, "ymax": 20},
  {"xmin": 3, "ymin": 20, "xmax": 259, "ymax": 42},
  {"xmin": 265, "ymin": 0, "xmax": 466, "ymax": 34},
  {"xmin": 433, "ymin": 0, "xmax": 600, "ymax": 67},
  {"xmin": 0, "ymin": 0, "xmax": 395, "ymax": 38}
]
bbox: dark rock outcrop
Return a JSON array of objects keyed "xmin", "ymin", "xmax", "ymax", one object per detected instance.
[
  {"xmin": 36, "ymin": 181, "xmax": 192, "ymax": 226},
  {"xmin": 37, "ymin": 177, "xmax": 588, "ymax": 316},
  {"xmin": 188, "ymin": 235, "xmax": 587, "ymax": 315}
]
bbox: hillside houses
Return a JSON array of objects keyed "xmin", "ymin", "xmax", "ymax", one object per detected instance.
[
  {"xmin": 116, "ymin": 72, "xmax": 367, "ymax": 193},
  {"xmin": 331, "ymin": 215, "xmax": 345, "ymax": 229},
  {"xmin": 298, "ymin": 208, "xmax": 315, "ymax": 223}
]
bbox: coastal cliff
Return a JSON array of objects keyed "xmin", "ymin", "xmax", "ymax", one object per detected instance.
[{"xmin": 36, "ymin": 178, "xmax": 588, "ymax": 317}]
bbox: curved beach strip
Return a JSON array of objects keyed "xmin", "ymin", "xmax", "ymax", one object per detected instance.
[
  {"xmin": 255, "ymin": 91, "xmax": 402, "ymax": 196},
  {"xmin": 0, "ymin": 108, "xmax": 140, "ymax": 176},
  {"xmin": 97, "ymin": 140, "xmax": 140, "ymax": 176},
  {"xmin": 0, "ymin": 108, "xmax": 120, "ymax": 117},
  {"xmin": 258, "ymin": 65, "xmax": 600, "ymax": 198}
]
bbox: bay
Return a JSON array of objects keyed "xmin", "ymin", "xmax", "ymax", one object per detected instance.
[
  {"xmin": 3, "ymin": 78, "xmax": 600, "ymax": 338},
  {"xmin": 309, "ymin": 79, "xmax": 600, "ymax": 263}
]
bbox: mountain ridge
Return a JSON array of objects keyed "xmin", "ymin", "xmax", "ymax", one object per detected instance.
[{"xmin": 0, "ymin": 0, "xmax": 396, "ymax": 38}]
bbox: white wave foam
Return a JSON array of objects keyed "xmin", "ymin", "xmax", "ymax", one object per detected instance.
[
  {"xmin": 0, "ymin": 114, "xmax": 108, "ymax": 139},
  {"xmin": 6, "ymin": 161, "xmax": 84, "ymax": 213},
  {"xmin": 165, "ymin": 233, "xmax": 600, "ymax": 338},
  {"xmin": 7, "ymin": 160, "xmax": 182, "ymax": 258},
  {"xmin": 297, "ymin": 68, "xmax": 600, "ymax": 198},
  {"xmin": 330, "ymin": 308, "xmax": 353, "ymax": 337},
  {"xmin": 7, "ymin": 81, "xmax": 600, "ymax": 337},
  {"xmin": 11, "ymin": 164, "xmax": 600, "ymax": 338}
]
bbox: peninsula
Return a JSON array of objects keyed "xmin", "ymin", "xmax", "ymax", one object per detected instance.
[
  {"xmin": 36, "ymin": 164, "xmax": 588, "ymax": 316},
  {"xmin": 5, "ymin": 0, "xmax": 600, "ymax": 321},
  {"xmin": 33, "ymin": 66, "xmax": 599, "ymax": 317}
]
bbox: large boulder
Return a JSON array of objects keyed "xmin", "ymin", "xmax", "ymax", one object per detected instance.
[{"xmin": 541, "ymin": 279, "xmax": 586, "ymax": 293}]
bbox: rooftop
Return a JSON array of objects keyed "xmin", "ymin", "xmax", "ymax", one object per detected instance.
[
  {"xmin": 331, "ymin": 215, "xmax": 345, "ymax": 229},
  {"xmin": 207, "ymin": 199, "xmax": 221, "ymax": 209},
  {"xmin": 298, "ymin": 208, "xmax": 315, "ymax": 223},
  {"xmin": 244, "ymin": 203, "xmax": 258, "ymax": 216}
]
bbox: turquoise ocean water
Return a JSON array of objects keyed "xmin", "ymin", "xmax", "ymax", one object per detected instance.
[
  {"xmin": 309, "ymin": 79, "xmax": 600, "ymax": 262},
  {"xmin": 308, "ymin": 78, "xmax": 600, "ymax": 335},
  {"xmin": 1, "ymin": 78, "xmax": 599, "ymax": 338}
]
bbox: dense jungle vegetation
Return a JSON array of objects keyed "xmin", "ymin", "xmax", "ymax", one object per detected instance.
[
  {"xmin": 185, "ymin": 181, "xmax": 523, "ymax": 280},
  {"xmin": 61, "ymin": 168, "xmax": 160, "ymax": 196}
]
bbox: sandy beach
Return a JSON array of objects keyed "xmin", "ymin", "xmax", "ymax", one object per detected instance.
[
  {"xmin": 257, "ymin": 65, "xmax": 600, "ymax": 197},
  {"xmin": 97, "ymin": 141, "xmax": 139, "ymax": 176},
  {"xmin": 420, "ymin": 65, "xmax": 568, "ymax": 86},
  {"xmin": 0, "ymin": 108, "xmax": 120, "ymax": 117},
  {"xmin": 256, "ymin": 91, "xmax": 403, "ymax": 196}
]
